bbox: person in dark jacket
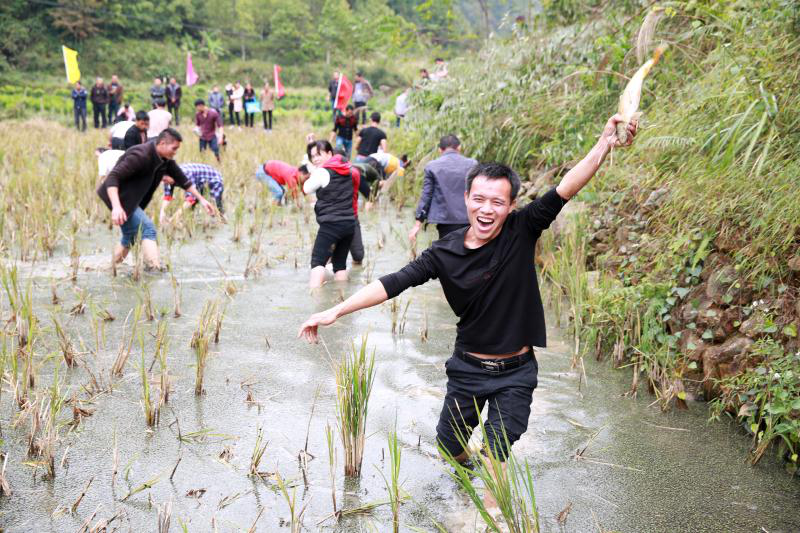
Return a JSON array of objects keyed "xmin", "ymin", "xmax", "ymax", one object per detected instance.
[
  {"xmin": 299, "ymin": 115, "xmax": 639, "ymax": 513},
  {"xmin": 96, "ymin": 128, "xmax": 215, "ymax": 270},
  {"xmin": 71, "ymin": 81, "xmax": 88, "ymax": 131},
  {"xmin": 302, "ymin": 140, "xmax": 359, "ymax": 288},
  {"xmin": 107, "ymin": 74, "xmax": 124, "ymax": 124},
  {"xmin": 408, "ymin": 135, "xmax": 477, "ymax": 242},
  {"xmin": 166, "ymin": 77, "xmax": 182, "ymax": 125},
  {"xmin": 90, "ymin": 77, "xmax": 109, "ymax": 129},
  {"xmin": 150, "ymin": 77, "xmax": 166, "ymax": 108},
  {"xmin": 328, "ymin": 71, "xmax": 339, "ymax": 122},
  {"xmin": 123, "ymin": 111, "xmax": 150, "ymax": 150}
]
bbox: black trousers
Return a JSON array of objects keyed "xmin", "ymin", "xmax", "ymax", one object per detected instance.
[
  {"xmin": 245, "ymin": 112, "xmax": 254, "ymax": 127},
  {"xmin": 108, "ymin": 101, "xmax": 119, "ymax": 123},
  {"xmin": 74, "ymin": 107, "xmax": 87, "ymax": 131},
  {"xmin": 349, "ymin": 218, "xmax": 364, "ymax": 263},
  {"xmin": 437, "ymin": 349, "xmax": 538, "ymax": 459},
  {"xmin": 168, "ymin": 102, "xmax": 180, "ymax": 125},
  {"xmin": 354, "ymin": 100, "xmax": 367, "ymax": 124},
  {"xmin": 92, "ymin": 103, "xmax": 107, "ymax": 128},
  {"xmin": 228, "ymin": 102, "xmax": 234, "ymax": 124},
  {"xmin": 437, "ymin": 223, "xmax": 469, "ymax": 240},
  {"xmin": 262, "ymin": 110, "xmax": 273, "ymax": 130},
  {"xmin": 311, "ymin": 220, "xmax": 355, "ymax": 272},
  {"xmin": 232, "ymin": 111, "xmax": 241, "ymax": 126}
]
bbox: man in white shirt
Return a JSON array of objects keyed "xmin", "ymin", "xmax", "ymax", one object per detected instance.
[
  {"xmin": 147, "ymin": 99, "xmax": 172, "ymax": 139},
  {"xmin": 109, "ymin": 120, "xmax": 134, "ymax": 150},
  {"xmin": 394, "ymin": 88, "xmax": 410, "ymax": 127}
]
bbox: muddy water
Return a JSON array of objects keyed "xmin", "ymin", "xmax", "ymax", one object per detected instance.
[{"xmin": 1, "ymin": 203, "xmax": 799, "ymax": 533}]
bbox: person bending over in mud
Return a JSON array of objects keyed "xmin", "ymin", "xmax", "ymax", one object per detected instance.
[
  {"xmin": 160, "ymin": 162, "xmax": 225, "ymax": 223},
  {"xmin": 97, "ymin": 128, "xmax": 216, "ymax": 271},
  {"xmin": 299, "ymin": 114, "xmax": 637, "ymax": 508}
]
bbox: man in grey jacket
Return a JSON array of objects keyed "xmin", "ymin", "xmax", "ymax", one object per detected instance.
[{"xmin": 408, "ymin": 135, "xmax": 477, "ymax": 242}]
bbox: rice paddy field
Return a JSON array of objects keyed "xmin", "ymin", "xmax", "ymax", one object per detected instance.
[{"xmin": 0, "ymin": 119, "xmax": 799, "ymax": 532}]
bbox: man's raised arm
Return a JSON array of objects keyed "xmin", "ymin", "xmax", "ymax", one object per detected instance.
[
  {"xmin": 298, "ymin": 280, "xmax": 389, "ymax": 343},
  {"xmin": 556, "ymin": 114, "xmax": 637, "ymax": 200}
]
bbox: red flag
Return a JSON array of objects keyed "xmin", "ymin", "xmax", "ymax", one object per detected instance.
[
  {"xmin": 273, "ymin": 64, "xmax": 285, "ymax": 99},
  {"xmin": 334, "ymin": 74, "xmax": 353, "ymax": 111}
]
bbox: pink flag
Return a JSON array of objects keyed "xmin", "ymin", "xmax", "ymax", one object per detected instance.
[
  {"xmin": 274, "ymin": 64, "xmax": 285, "ymax": 99},
  {"xmin": 186, "ymin": 52, "xmax": 198, "ymax": 87}
]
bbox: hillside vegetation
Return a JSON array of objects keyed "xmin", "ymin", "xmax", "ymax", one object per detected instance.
[{"xmin": 400, "ymin": 0, "xmax": 800, "ymax": 470}]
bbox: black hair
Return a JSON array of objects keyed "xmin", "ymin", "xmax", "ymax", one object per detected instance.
[
  {"xmin": 370, "ymin": 111, "xmax": 381, "ymax": 123},
  {"xmin": 194, "ymin": 98, "xmax": 205, "ymax": 106},
  {"xmin": 96, "ymin": 146, "xmax": 108, "ymax": 154},
  {"xmin": 306, "ymin": 140, "xmax": 333, "ymax": 159},
  {"xmin": 364, "ymin": 156, "xmax": 385, "ymax": 179},
  {"xmin": 356, "ymin": 71, "xmax": 363, "ymax": 77},
  {"xmin": 400, "ymin": 154, "xmax": 409, "ymax": 165},
  {"xmin": 465, "ymin": 162, "xmax": 521, "ymax": 202},
  {"xmin": 135, "ymin": 110, "xmax": 149, "ymax": 121},
  {"xmin": 298, "ymin": 164, "xmax": 309, "ymax": 174},
  {"xmin": 332, "ymin": 146, "xmax": 348, "ymax": 158},
  {"xmin": 435, "ymin": 57, "xmax": 444, "ymax": 62},
  {"xmin": 345, "ymin": 104, "xmax": 354, "ymax": 111},
  {"xmin": 156, "ymin": 127, "xmax": 183, "ymax": 144},
  {"xmin": 439, "ymin": 134, "xmax": 460, "ymax": 150},
  {"xmin": 155, "ymin": 98, "xmax": 166, "ymax": 107}
]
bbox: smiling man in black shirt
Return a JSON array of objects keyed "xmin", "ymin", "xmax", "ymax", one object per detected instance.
[{"xmin": 299, "ymin": 114, "xmax": 637, "ymax": 486}]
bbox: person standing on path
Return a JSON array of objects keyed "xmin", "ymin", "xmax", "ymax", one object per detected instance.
[
  {"xmin": 147, "ymin": 100, "xmax": 172, "ymax": 140},
  {"xmin": 409, "ymin": 135, "xmax": 476, "ymax": 242},
  {"xmin": 302, "ymin": 140, "xmax": 359, "ymax": 288},
  {"xmin": 331, "ymin": 104, "xmax": 358, "ymax": 160},
  {"xmin": 299, "ymin": 115, "xmax": 639, "ymax": 508},
  {"xmin": 328, "ymin": 71, "xmax": 340, "ymax": 122},
  {"xmin": 150, "ymin": 77, "xmax": 166, "ymax": 109},
  {"xmin": 166, "ymin": 77, "xmax": 182, "ymax": 125},
  {"xmin": 107, "ymin": 75, "xmax": 124, "ymax": 124},
  {"xmin": 261, "ymin": 81, "xmax": 274, "ymax": 131},
  {"xmin": 161, "ymin": 163, "xmax": 225, "ymax": 220},
  {"xmin": 243, "ymin": 83, "xmax": 256, "ymax": 128},
  {"xmin": 231, "ymin": 82, "xmax": 244, "ymax": 128},
  {"xmin": 194, "ymin": 99, "xmax": 223, "ymax": 162},
  {"xmin": 354, "ymin": 112, "xmax": 387, "ymax": 162},
  {"xmin": 209, "ymin": 86, "xmax": 225, "ymax": 124},
  {"xmin": 123, "ymin": 111, "xmax": 150, "ymax": 150},
  {"xmin": 352, "ymin": 72, "xmax": 374, "ymax": 125},
  {"xmin": 71, "ymin": 81, "xmax": 88, "ymax": 131},
  {"xmin": 394, "ymin": 88, "xmax": 410, "ymax": 127},
  {"xmin": 90, "ymin": 77, "xmax": 109, "ymax": 129},
  {"xmin": 97, "ymin": 128, "xmax": 216, "ymax": 270}
]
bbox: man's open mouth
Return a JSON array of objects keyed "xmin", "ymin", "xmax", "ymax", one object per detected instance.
[{"xmin": 476, "ymin": 216, "xmax": 493, "ymax": 230}]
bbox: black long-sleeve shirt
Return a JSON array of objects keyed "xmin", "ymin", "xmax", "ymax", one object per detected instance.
[{"xmin": 379, "ymin": 187, "xmax": 567, "ymax": 354}]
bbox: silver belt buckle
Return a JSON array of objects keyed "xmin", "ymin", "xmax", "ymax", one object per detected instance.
[{"xmin": 480, "ymin": 359, "xmax": 503, "ymax": 373}]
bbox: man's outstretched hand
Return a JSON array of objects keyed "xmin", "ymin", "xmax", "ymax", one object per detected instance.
[
  {"xmin": 298, "ymin": 308, "xmax": 339, "ymax": 344},
  {"xmin": 601, "ymin": 113, "xmax": 638, "ymax": 149}
]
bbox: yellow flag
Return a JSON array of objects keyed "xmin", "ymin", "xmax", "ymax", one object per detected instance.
[{"xmin": 62, "ymin": 45, "xmax": 81, "ymax": 84}]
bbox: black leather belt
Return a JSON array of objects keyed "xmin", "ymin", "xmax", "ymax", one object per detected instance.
[{"xmin": 456, "ymin": 350, "xmax": 533, "ymax": 373}]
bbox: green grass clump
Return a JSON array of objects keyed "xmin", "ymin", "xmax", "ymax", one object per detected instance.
[
  {"xmin": 710, "ymin": 339, "xmax": 800, "ymax": 468},
  {"xmin": 335, "ymin": 336, "xmax": 376, "ymax": 478}
]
